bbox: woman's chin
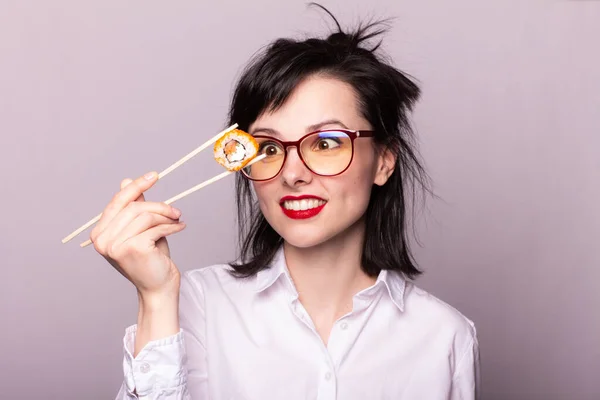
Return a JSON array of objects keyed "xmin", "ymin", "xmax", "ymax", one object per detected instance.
[
  {"xmin": 280, "ymin": 229, "xmax": 332, "ymax": 249},
  {"xmin": 281, "ymin": 236, "xmax": 322, "ymax": 249},
  {"xmin": 272, "ymin": 215, "xmax": 365, "ymax": 251}
]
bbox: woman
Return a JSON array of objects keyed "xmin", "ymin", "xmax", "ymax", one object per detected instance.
[{"xmin": 92, "ymin": 6, "xmax": 480, "ymax": 399}]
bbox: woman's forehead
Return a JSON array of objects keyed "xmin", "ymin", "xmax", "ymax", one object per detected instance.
[{"xmin": 248, "ymin": 76, "xmax": 364, "ymax": 138}]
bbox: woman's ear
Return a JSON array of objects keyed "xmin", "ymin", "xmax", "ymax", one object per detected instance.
[{"xmin": 374, "ymin": 147, "xmax": 396, "ymax": 186}]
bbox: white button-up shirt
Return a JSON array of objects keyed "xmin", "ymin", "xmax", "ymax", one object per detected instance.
[{"xmin": 116, "ymin": 247, "xmax": 480, "ymax": 399}]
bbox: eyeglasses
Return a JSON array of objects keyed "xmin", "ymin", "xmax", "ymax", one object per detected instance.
[{"xmin": 241, "ymin": 129, "xmax": 375, "ymax": 181}]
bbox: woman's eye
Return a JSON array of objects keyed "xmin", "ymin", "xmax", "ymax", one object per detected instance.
[
  {"xmin": 315, "ymin": 138, "xmax": 341, "ymax": 150},
  {"xmin": 260, "ymin": 143, "xmax": 282, "ymax": 156}
]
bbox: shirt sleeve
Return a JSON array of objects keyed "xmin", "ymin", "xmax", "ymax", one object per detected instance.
[
  {"xmin": 115, "ymin": 271, "xmax": 208, "ymax": 399},
  {"xmin": 450, "ymin": 324, "xmax": 481, "ymax": 400}
]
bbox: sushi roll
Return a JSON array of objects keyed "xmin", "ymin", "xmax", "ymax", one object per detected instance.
[{"xmin": 213, "ymin": 129, "xmax": 259, "ymax": 171}]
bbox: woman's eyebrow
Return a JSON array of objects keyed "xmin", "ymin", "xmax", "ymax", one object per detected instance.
[
  {"xmin": 249, "ymin": 119, "xmax": 349, "ymax": 136},
  {"xmin": 306, "ymin": 119, "xmax": 349, "ymax": 132},
  {"xmin": 249, "ymin": 127, "xmax": 280, "ymax": 137}
]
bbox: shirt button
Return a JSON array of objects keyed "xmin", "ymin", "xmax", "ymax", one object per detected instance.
[
  {"xmin": 324, "ymin": 372, "xmax": 332, "ymax": 381},
  {"xmin": 340, "ymin": 322, "xmax": 348, "ymax": 330},
  {"xmin": 140, "ymin": 362, "xmax": 150, "ymax": 373}
]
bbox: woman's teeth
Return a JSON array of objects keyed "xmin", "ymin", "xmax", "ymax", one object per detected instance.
[{"xmin": 282, "ymin": 199, "xmax": 326, "ymax": 211}]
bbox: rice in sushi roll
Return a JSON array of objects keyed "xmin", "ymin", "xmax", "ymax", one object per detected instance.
[{"xmin": 213, "ymin": 129, "xmax": 259, "ymax": 171}]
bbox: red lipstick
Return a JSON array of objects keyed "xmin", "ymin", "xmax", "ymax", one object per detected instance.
[{"xmin": 280, "ymin": 195, "xmax": 327, "ymax": 220}]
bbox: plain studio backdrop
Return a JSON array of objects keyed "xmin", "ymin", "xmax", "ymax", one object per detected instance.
[{"xmin": 1, "ymin": 1, "xmax": 598, "ymax": 399}]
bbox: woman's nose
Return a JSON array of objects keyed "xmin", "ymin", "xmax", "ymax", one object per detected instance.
[{"xmin": 279, "ymin": 147, "xmax": 312, "ymax": 187}]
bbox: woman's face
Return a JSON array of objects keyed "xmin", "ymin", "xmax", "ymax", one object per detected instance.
[{"xmin": 248, "ymin": 75, "xmax": 394, "ymax": 249}]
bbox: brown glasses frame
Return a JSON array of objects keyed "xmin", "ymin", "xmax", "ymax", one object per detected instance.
[{"xmin": 241, "ymin": 129, "xmax": 375, "ymax": 181}]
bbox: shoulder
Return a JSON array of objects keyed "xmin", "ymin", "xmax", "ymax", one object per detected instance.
[
  {"xmin": 401, "ymin": 282, "xmax": 481, "ymax": 387},
  {"xmin": 180, "ymin": 261, "xmax": 257, "ymax": 298},
  {"xmin": 402, "ymin": 281, "xmax": 478, "ymax": 350}
]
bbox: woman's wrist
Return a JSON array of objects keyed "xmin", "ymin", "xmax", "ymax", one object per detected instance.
[{"xmin": 134, "ymin": 290, "xmax": 180, "ymax": 357}]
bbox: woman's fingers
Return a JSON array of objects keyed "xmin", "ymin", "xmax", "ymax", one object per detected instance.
[
  {"xmin": 111, "ymin": 211, "xmax": 181, "ymax": 249},
  {"xmin": 137, "ymin": 222, "xmax": 186, "ymax": 242},
  {"xmin": 94, "ymin": 202, "xmax": 181, "ymax": 252},
  {"xmin": 91, "ymin": 171, "xmax": 159, "ymax": 243},
  {"xmin": 108, "ymin": 217, "xmax": 186, "ymax": 261},
  {"xmin": 121, "ymin": 178, "xmax": 133, "ymax": 190},
  {"xmin": 121, "ymin": 178, "xmax": 145, "ymax": 201}
]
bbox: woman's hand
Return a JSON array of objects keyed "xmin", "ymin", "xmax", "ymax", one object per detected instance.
[
  {"xmin": 90, "ymin": 171, "xmax": 185, "ymax": 298},
  {"xmin": 90, "ymin": 171, "xmax": 186, "ymax": 355}
]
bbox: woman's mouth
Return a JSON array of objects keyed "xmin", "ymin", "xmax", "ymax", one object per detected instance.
[{"xmin": 280, "ymin": 196, "xmax": 327, "ymax": 219}]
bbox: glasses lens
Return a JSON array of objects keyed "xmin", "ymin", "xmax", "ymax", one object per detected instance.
[
  {"xmin": 242, "ymin": 138, "xmax": 285, "ymax": 180},
  {"xmin": 301, "ymin": 130, "xmax": 352, "ymax": 175}
]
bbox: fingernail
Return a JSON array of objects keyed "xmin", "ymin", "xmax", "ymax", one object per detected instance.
[
  {"xmin": 144, "ymin": 171, "xmax": 156, "ymax": 180},
  {"xmin": 172, "ymin": 207, "xmax": 181, "ymax": 217}
]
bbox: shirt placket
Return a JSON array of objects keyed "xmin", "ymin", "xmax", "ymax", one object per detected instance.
[
  {"xmin": 289, "ymin": 298, "xmax": 338, "ymax": 400},
  {"xmin": 284, "ymin": 277, "xmax": 384, "ymax": 400}
]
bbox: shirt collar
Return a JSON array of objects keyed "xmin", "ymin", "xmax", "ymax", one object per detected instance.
[
  {"xmin": 373, "ymin": 269, "xmax": 406, "ymax": 312},
  {"xmin": 254, "ymin": 246, "xmax": 295, "ymax": 294},
  {"xmin": 254, "ymin": 246, "xmax": 406, "ymax": 312}
]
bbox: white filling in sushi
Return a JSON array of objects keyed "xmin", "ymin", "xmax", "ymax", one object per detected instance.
[{"xmin": 224, "ymin": 139, "xmax": 246, "ymax": 163}]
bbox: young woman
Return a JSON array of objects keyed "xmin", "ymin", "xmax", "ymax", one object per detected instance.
[{"xmin": 92, "ymin": 7, "xmax": 480, "ymax": 400}]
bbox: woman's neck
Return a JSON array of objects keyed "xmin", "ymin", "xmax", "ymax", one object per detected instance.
[{"xmin": 283, "ymin": 219, "xmax": 377, "ymax": 335}]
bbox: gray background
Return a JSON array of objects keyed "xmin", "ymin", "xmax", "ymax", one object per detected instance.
[{"xmin": 1, "ymin": 1, "xmax": 598, "ymax": 399}]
